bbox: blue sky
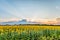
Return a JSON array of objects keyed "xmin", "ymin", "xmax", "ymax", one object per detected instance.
[{"xmin": 0, "ymin": 0, "xmax": 60, "ymax": 19}]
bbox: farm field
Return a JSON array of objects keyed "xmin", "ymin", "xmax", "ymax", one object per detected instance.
[{"xmin": 0, "ymin": 25, "xmax": 60, "ymax": 40}]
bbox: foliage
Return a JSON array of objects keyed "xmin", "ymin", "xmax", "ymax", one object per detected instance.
[{"xmin": 0, "ymin": 25, "xmax": 60, "ymax": 40}]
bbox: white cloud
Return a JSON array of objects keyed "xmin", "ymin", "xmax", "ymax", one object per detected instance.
[{"xmin": 0, "ymin": 18, "xmax": 21, "ymax": 22}]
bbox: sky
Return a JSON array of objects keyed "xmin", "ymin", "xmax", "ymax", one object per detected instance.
[{"xmin": 0, "ymin": 0, "xmax": 60, "ymax": 20}]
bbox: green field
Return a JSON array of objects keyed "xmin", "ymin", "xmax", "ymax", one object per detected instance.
[{"xmin": 0, "ymin": 25, "xmax": 60, "ymax": 40}]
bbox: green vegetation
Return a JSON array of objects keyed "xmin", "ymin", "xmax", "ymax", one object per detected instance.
[{"xmin": 0, "ymin": 25, "xmax": 60, "ymax": 40}]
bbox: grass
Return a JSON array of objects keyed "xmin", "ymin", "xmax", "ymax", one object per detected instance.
[{"xmin": 0, "ymin": 25, "xmax": 60, "ymax": 40}]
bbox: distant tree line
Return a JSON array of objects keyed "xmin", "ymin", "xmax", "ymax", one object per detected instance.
[{"xmin": 0, "ymin": 24, "xmax": 60, "ymax": 26}]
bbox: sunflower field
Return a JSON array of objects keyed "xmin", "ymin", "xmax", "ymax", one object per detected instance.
[{"xmin": 0, "ymin": 25, "xmax": 60, "ymax": 40}]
